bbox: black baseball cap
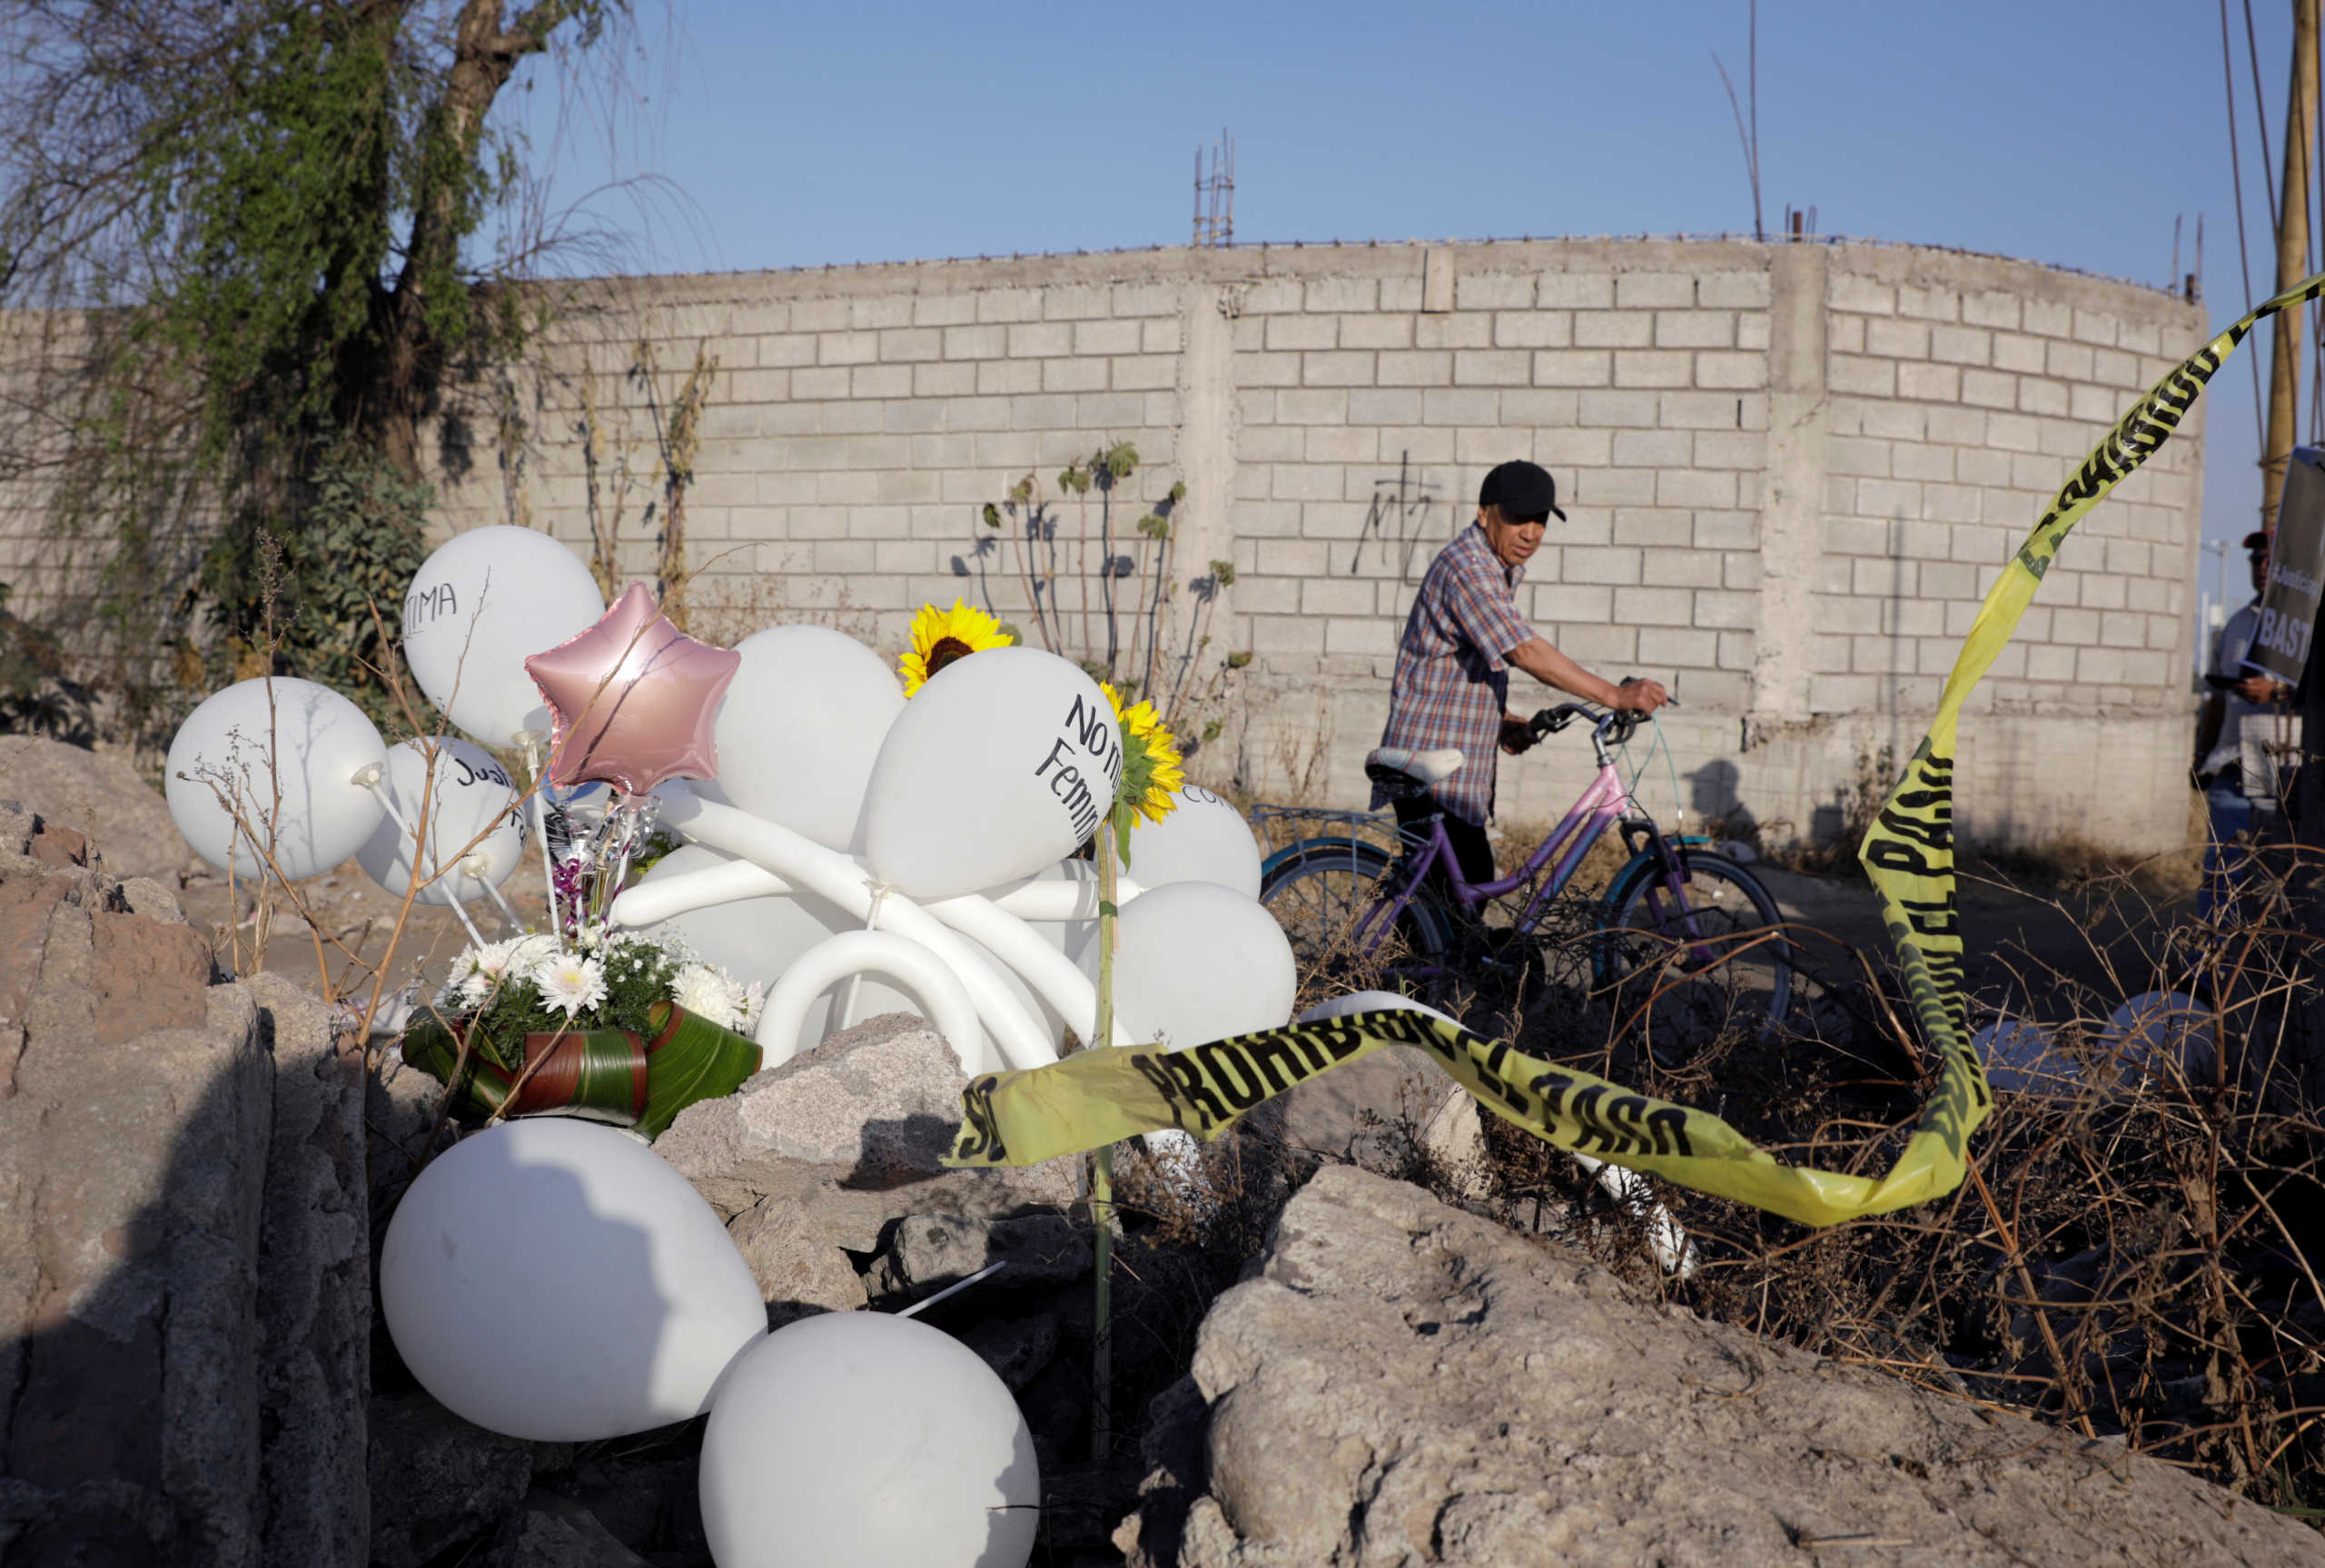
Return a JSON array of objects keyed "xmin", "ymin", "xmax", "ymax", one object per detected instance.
[
  {"xmin": 2244, "ymin": 530, "xmax": 2271, "ymax": 552},
  {"xmin": 1479, "ymin": 459, "xmax": 1566, "ymax": 522}
]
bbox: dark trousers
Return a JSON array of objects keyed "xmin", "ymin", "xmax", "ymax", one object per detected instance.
[{"xmin": 1392, "ymin": 797, "xmax": 1496, "ymax": 890}]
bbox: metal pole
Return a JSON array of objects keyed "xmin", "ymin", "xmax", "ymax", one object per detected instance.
[{"xmin": 2263, "ymin": 0, "xmax": 2320, "ymax": 533}]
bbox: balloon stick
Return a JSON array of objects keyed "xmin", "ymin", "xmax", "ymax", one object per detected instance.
[
  {"xmin": 836, "ymin": 883, "xmax": 893, "ymax": 1034},
  {"xmin": 893, "ymin": 1260, "xmax": 1005, "ymax": 1318},
  {"xmin": 1090, "ymin": 830, "xmax": 1119, "ymax": 1464},
  {"xmin": 519, "ymin": 731, "xmax": 565, "ymax": 949},
  {"xmin": 475, "ymin": 862, "xmax": 524, "ymax": 934},
  {"xmin": 361, "ymin": 774, "xmax": 489, "ymax": 950}
]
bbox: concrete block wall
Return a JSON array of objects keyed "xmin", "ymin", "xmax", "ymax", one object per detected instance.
[{"xmin": 0, "ymin": 237, "xmax": 2209, "ymax": 853}]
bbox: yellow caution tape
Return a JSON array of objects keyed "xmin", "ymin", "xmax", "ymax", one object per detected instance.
[{"xmin": 945, "ymin": 271, "xmax": 2325, "ymax": 1227}]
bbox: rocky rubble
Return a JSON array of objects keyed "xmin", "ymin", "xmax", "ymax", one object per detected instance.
[{"xmin": 1116, "ymin": 1165, "xmax": 2325, "ymax": 1568}]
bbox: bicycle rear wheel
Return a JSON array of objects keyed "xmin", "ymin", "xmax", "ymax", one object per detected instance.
[
  {"xmin": 1595, "ymin": 849, "xmax": 1792, "ymax": 1060},
  {"xmin": 1260, "ymin": 840, "xmax": 1454, "ymax": 1006}
]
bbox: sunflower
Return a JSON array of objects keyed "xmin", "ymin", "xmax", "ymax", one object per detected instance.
[
  {"xmin": 1102, "ymin": 683, "xmax": 1186, "ymax": 827},
  {"xmin": 899, "ymin": 600, "xmax": 1013, "ymax": 695}
]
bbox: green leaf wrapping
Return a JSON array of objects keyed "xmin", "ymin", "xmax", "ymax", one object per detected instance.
[
  {"xmin": 401, "ymin": 1026, "xmax": 649, "ymax": 1126},
  {"xmin": 638, "ymin": 1002, "xmax": 765, "ymax": 1139}
]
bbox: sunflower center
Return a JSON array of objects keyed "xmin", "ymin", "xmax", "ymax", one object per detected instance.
[{"xmin": 924, "ymin": 636, "xmax": 975, "ymax": 680}]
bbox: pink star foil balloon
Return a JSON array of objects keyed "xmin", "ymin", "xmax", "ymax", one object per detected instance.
[{"xmin": 524, "ymin": 584, "xmax": 742, "ymax": 797}]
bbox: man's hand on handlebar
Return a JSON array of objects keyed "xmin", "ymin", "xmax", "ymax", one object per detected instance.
[
  {"xmin": 1610, "ymin": 676, "xmax": 1671, "ymax": 714},
  {"xmin": 1498, "ymin": 715, "xmax": 1538, "ymax": 755}
]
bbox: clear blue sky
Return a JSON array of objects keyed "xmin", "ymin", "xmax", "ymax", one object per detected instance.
[{"xmin": 509, "ymin": 0, "xmax": 2317, "ymax": 609}]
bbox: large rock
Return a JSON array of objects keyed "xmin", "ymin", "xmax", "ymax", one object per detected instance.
[
  {"xmin": 656, "ymin": 1011, "xmax": 1079, "ymax": 1250},
  {"xmin": 246, "ymin": 972, "xmax": 369, "ymax": 1568},
  {"xmin": 485, "ymin": 1494, "xmax": 648, "ymax": 1568},
  {"xmin": 727, "ymin": 1194, "xmax": 868, "ymax": 1324},
  {"xmin": 364, "ymin": 1394, "xmax": 531, "ymax": 1568},
  {"xmin": 867, "ymin": 1212, "xmax": 1093, "ymax": 1299},
  {"xmin": 0, "ymin": 804, "xmax": 272, "ymax": 1565},
  {"xmin": 0, "ymin": 736, "xmax": 193, "ymax": 883},
  {"xmin": 1121, "ymin": 1166, "xmax": 2325, "ymax": 1568}
]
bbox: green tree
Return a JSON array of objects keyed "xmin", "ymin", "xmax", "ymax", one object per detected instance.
[{"xmin": 0, "ymin": 0, "xmax": 639, "ymax": 734}]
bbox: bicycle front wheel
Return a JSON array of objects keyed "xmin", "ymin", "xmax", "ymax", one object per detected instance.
[
  {"xmin": 1596, "ymin": 849, "xmax": 1792, "ymax": 1060},
  {"xmin": 1261, "ymin": 840, "xmax": 1453, "ymax": 1006}
]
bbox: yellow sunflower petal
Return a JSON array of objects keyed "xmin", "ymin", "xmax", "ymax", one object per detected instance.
[{"xmin": 901, "ymin": 599, "xmax": 1015, "ymax": 697}]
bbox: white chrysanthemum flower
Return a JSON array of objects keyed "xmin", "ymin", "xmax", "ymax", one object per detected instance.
[
  {"xmin": 740, "ymin": 980, "xmax": 766, "ymax": 1031},
  {"xmin": 671, "ymin": 962, "xmax": 747, "ymax": 1030},
  {"xmin": 533, "ymin": 952, "xmax": 608, "ymax": 1019}
]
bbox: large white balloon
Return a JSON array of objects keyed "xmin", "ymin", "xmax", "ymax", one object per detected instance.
[
  {"xmin": 355, "ymin": 736, "xmax": 528, "ymax": 904},
  {"xmin": 635, "ymin": 845, "xmax": 1056, "ymax": 1058},
  {"xmin": 164, "ymin": 677, "xmax": 387, "ymax": 883},
  {"xmin": 1072, "ymin": 881, "xmax": 1297, "ymax": 1049},
  {"xmin": 401, "ymin": 526, "xmax": 605, "ymax": 746},
  {"xmin": 699, "ymin": 1312, "xmax": 1038, "ymax": 1568},
  {"xmin": 1126, "ymin": 784, "xmax": 1261, "ymax": 900},
  {"xmin": 863, "ymin": 646, "xmax": 1121, "ymax": 901},
  {"xmin": 703, "ymin": 626, "xmax": 903, "ymax": 851},
  {"xmin": 380, "ymin": 1119, "xmax": 765, "ymax": 1443}
]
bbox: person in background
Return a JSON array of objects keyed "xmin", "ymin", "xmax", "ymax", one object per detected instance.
[
  {"xmin": 1373, "ymin": 459, "xmax": 1667, "ymax": 887},
  {"xmin": 2194, "ymin": 529, "xmax": 2298, "ymax": 920}
]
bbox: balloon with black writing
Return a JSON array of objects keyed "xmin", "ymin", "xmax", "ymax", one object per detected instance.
[
  {"xmin": 1126, "ymin": 784, "xmax": 1262, "ymax": 899},
  {"xmin": 402, "ymin": 527, "xmax": 606, "ymax": 746},
  {"xmin": 860, "ymin": 647, "xmax": 1121, "ymax": 900},
  {"xmin": 355, "ymin": 736, "xmax": 528, "ymax": 904}
]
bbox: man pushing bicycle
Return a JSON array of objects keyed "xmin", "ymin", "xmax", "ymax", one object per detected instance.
[{"xmin": 1372, "ymin": 459, "xmax": 1669, "ymax": 885}]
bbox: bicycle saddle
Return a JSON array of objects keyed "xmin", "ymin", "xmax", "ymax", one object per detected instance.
[{"xmin": 1364, "ymin": 746, "xmax": 1466, "ymax": 789}]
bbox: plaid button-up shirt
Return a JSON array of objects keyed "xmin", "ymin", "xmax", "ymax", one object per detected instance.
[{"xmin": 1371, "ymin": 522, "xmax": 1534, "ymax": 826}]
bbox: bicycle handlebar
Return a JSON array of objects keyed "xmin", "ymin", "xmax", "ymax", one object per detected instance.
[{"xmin": 1528, "ymin": 699, "xmax": 1660, "ymax": 747}]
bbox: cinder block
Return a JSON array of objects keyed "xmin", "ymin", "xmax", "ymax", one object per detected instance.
[
  {"xmin": 1006, "ymin": 321, "xmax": 1071, "ymax": 359},
  {"xmin": 2118, "ymin": 319, "xmax": 2162, "ymax": 355},
  {"xmin": 1040, "ymin": 285, "xmax": 1110, "ymax": 321},
  {"xmin": 1456, "ymin": 349, "xmax": 1532, "ymax": 386},
  {"xmin": 1108, "ymin": 281, "xmax": 1178, "ymax": 318},
  {"xmin": 1829, "ymin": 272, "xmax": 1895, "ymax": 315},
  {"xmin": 1380, "ymin": 276, "xmax": 1426, "ymax": 312},
  {"xmin": 1892, "ymin": 444, "xmax": 1955, "ymax": 484},
  {"xmin": 1897, "ymin": 362, "xmax": 1962, "ymax": 402},
  {"xmin": 1237, "ymin": 350, "xmax": 1300, "ymax": 388},
  {"xmin": 2091, "ymin": 348, "xmax": 2139, "ymax": 389},
  {"xmin": 1531, "ymin": 581, "xmax": 1613, "ymax": 622},
  {"xmin": 1930, "ymin": 325, "xmax": 1991, "ymax": 367},
  {"xmin": 2071, "ymin": 308, "xmax": 2120, "ymax": 347},
  {"xmin": 1562, "ymin": 545, "xmax": 1644, "ymax": 585},
  {"xmin": 1495, "ymin": 311, "xmax": 1573, "ymax": 349},
  {"xmin": 1614, "ymin": 429, "xmax": 1692, "ymax": 468},
  {"xmin": 818, "ymin": 330, "xmax": 877, "ymax": 366},
  {"xmin": 1529, "ymin": 350, "xmax": 1612, "ymax": 388},
  {"xmin": 1577, "ymin": 389, "xmax": 1657, "ymax": 429},
  {"xmin": 1370, "ymin": 349, "xmax": 1452, "ymax": 387},
  {"xmin": 1305, "ymin": 426, "xmax": 1379, "ymax": 465},
  {"xmin": 1458, "ymin": 427, "xmax": 1529, "ymax": 465},
  {"xmin": 1425, "ymin": 388, "xmax": 1501, "ymax": 425},
  {"xmin": 1866, "ymin": 319, "xmax": 1932, "ymax": 360},
  {"xmin": 1553, "ymin": 623, "xmax": 1638, "ymax": 663},
  {"xmin": 1324, "ymin": 616, "xmax": 1397, "ymax": 657},
  {"xmin": 1656, "ymin": 468, "xmax": 1736, "ymax": 508},
  {"xmin": 1614, "ymin": 273, "xmax": 1695, "ymax": 309},
  {"xmin": 1304, "ymin": 276, "xmax": 1378, "ymax": 313},
  {"xmin": 1110, "ymin": 354, "xmax": 1176, "ymax": 390},
  {"xmin": 1414, "ymin": 313, "xmax": 1492, "ymax": 350},
  {"xmin": 1575, "ymin": 311, "xmax": 1654, "ymax": 348},
  {"xmin": 2045, "ymin": 340, "xmax": 2094, "ymax": 380},
  {"xmin": 1697, "ymin": 271, "xmax": 1770, "ymax": 308},
  {"xmin": 1073, "ymin": 390, "xmax": 1143, "ymax": 428},
  {"xmin": 1655, "ymin": 310, "xmax": 1735, "ymax": 349},
  {"xmin": 1827, "ymin": 437, "xmax": 1892, "ymax": 478},
  {"xmin": 944, "ymin": 324, "xmax": 1006, "ymax": 360},
  {"xmin": 878, "ymin": 327, "xmax": 941, "ymax": 362},
  {"xmin": 1301, "ymin": 577, "xmax": 1376, "ymax": 616},
  {"xmin": 1537, "ymin": 273, "xmax": 1616, "ymax": 309},
  {"xmin": 1694, "ymin": 351, "xmax": 1766, "ymax": 390},
  {"xmin": 1641, "ymin": 550, "xmax": 1721, "ymax": 587},
  {"xmin": 790, "ymin": 299, "xmax": 851, "ymax": 331},
  {"xmin": 1341, "ymin": 313, "xmax": 1415, "ymax": 350},
  {"xmin": 1614, "ymin": 350, "xmax": 1692, "ymax": 389},
  {"xmin": 1829, "ymin": 357, "xmax": 1896, "ymax": 397},
  {"xmin": 1576, "ymin": 468, "xmax": 1656, "ymax": 508},
  {"xmin": 913, "ymin": 360, "xmax": 977, "ymax": 398},
  {"xmin": 882, "ymin": 398, "xmax": 946, "ymax": 436},
  {"xmin": 1535, "ymin": 427, "xmax": 1612, "ymax": 467},
  {"xmin": 1658, "ymin": 390, "xmax": 1760, "ymax": 429},
  {"xmin": 913, "ymin": 294, "xmax": 978, "ymax": 327},
  {"xmin": 1303, "ymin": 350, "xmax": 1375, "ymax": 388},
  {"xmin": 760, "ymin": 333, "xmax": 819, "ymax": 368},
  {"xmin": 1143, "ymin": 317, "xmax": 1183, "ymax": 355},
  {"xmin": 1455, "ymin": 272, "xmax": 1538, "ymax": 311},
  {"xmin": 1275, "ymin": 388, "xmax": 1349, "ymax": 426},
  {"xmin": 851, "ymin": 364, "xmax": 912, "ymax": 399},
  {"xmin": 848, "ymin": 297, "xmax": 912, "ymax": 330},
  {"xmin": 1265, "ymin": 314, "xmax": 1338, "ymax": 351},
  {"xmin": 1610, "ymin": 506, "xmax": 1691, "ymax": 545},
  {"xmin": 791, "ymin": 365, "xmax": 850, "ymax": 399},
  {"xmin": 1897, "ymin": 284, "xmax": 1960, "ymax": 322}
]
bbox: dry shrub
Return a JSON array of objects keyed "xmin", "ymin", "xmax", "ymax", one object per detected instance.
[{"xmin": 1438, "ymin": 855, "xmax": 2325, "ymax": 1519}]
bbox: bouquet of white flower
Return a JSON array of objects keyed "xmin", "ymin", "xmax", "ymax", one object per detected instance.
[{"xmin": 402, "ymin": 922, "xmax": 767, "ymax": 1135}]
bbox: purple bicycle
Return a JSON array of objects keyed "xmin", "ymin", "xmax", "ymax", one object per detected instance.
[{"xmin": 1258, "ymin": 704, "xmax": 1792, "ymax": 1055}]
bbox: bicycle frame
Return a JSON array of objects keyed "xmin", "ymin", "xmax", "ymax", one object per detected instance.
[{"xmin": 1353, "ymin": 754, "xmax": 1634, "ymax": 952}]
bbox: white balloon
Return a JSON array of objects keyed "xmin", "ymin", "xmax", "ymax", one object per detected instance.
[
  {"xmin": 1126, "ymin": 784, "xmax": 1261, "ymax": 900},
  {"xmin": 863, "ymin": 646, "xmax": 1121, "ymax": 901},
  {"xmin": 1072, "ymin": 881, "xmax": 1297, "ymax": 1050},
  {"xmin": 355, "ymin": 736, "xmax": 528, "ymax": 903},
  {"xmin": 636, "ymin": 845, "xmax": 1055, "ymax": 1057},
  {"xmin": 2100, "ymin": 991, "xmax": 2217, "ymax": 1084},
  {"xmin": 699, "ymin": 1312, "xmax": 1038, "ymax": 1568},
  {"xmin": 164, "ymin": 677, "xmax": 387, "ymax": 883},
  {"xmin": 401, "ymin": 526, "xmax": 605, "ymax": 746},
  {"xmin": 380, "ymin": 1120, "xmax": 765, "ymax": 1443},
  {"xmin": 704, "ymin": 626, "xmax": 903, "ymax": 852}
]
